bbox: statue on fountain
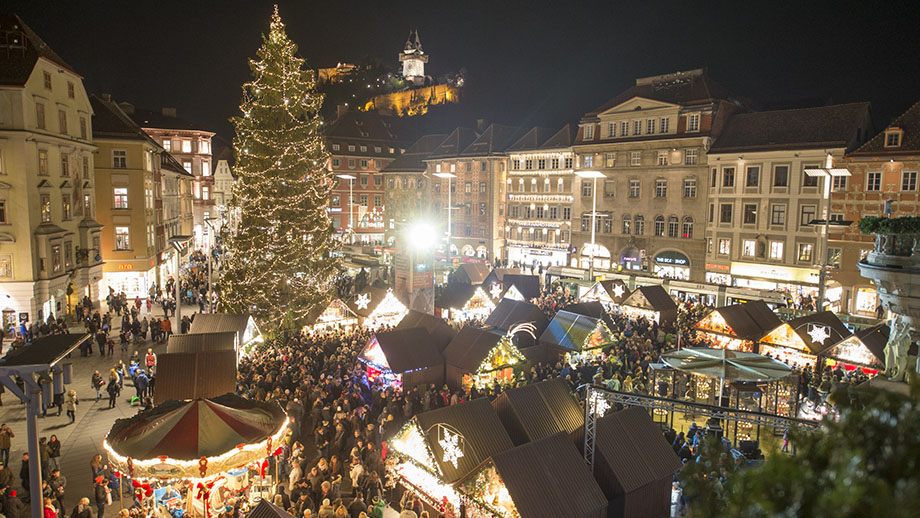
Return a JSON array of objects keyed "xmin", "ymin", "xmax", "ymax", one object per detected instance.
[{"xmin": 884, "ymin": 314, "xmax": 914, "ymax": 382}]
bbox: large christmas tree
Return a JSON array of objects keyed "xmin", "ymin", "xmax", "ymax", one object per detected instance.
[{"xmin": 219, "ymin": 6, "xmax": 339, "ymax": 335}]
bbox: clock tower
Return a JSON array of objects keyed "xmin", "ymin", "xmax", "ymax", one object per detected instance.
[{"xmin": 399, "ymin": 30, "xmax": 428, "ymax": 86}]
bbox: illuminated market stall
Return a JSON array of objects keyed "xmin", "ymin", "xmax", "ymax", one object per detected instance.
[
  {"xmin": 580, "ymin": 279, "xmax": 631, "ymax": 308},
  {"xmin": 436, "ymin": 284, "xmax": 496, "ymax": 323},
  {"xmin": 485, "ymin": 299, "xmax": 549, "ymax": 349},
  {"xmin": 499, "ymin": 274, "xmax": 541, "ymax": 301},
  {"xmin": 491, "ymin": 378, "xmax": 584, "ymax": 446},
  {"xmin": 188, "ymin": 313, "xmax": 263, "ymax": 357},
  {"xmin": 538, "ymin": 310, "xmax": 615, "ymax": 363},
  {"xmin": 358, "ymin": 327, "xmax": 445, "ymax": 387},
  {"xmin": 303, "ymin": 298, "xmax": 359, "ymax": 333},
  {"xmin": 694, "ymin": 301, "xmax": 781, "ymax": 352},
  {"xmin": 619, "ymin": 285, "xmax": 677, "ymax": 323},
  {"xmin": 758, "ymin": 311, "xmax": 850, "ymax": 368},
  {"xmin": 458, "ymin": 432, "xmax": 607, "ymax": 518},
  {"xmin": 388, "ymin": 398, "xmax": 514, "ymax": 516},
  {"xmin": 499, "ymin": 284, "xmax": 526, "ymax": 302},
  {"xmin": 820, "ymin": 323, "xmax": 888, "ymax": 374},
  {"xmin": 482, "ymin": 267, "xmax": 520, "ymax": 290},
  {"xmin": 455, "ymin": 262, "xmax": 492, "ymax": 285},
  {"xmin": 348, "ymin": 287, "xmax": 410, "ymax": 329},
  {"xmin": 103, "ymin": 394, "xmax": 288, "ymax": 517},
  {"xmin": 443, "ymin": 326, "xmax": 528, "ymax": 390}
]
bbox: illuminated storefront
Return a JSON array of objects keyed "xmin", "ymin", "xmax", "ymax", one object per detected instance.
[
  {"xmin": 506, "ymin": 245, "xmax": 569, "ymax": 269},
  {"xmin": 694, "ymin": 301, "xmax": 781, "ymax": 352},
  {"xmin": 349, "ymin": 287, "xmax": 409, "ymax": 329},
  {"xmin": 304, "ymin": 298, "xmax": 359, "ymax": 333},
  {"xmin": 358, "ymin": 328, "xmax": 444, "ymax": 387},
  {"xmin": 853, "ymin": 286, "xmax": 880, "ymax": 316},
  {"xmin": 729, "ymin": 261, "xmax": 820, "ymax": 298},
  {"xmin": 580, "ymin": 243, "xmax": 611, "ymax": 271},
  {"xmin": 758, "ymin": 311, "xmax": 850, "ymax": 368},
  {"xmin": 653, "ymin": 250, "xmax": 691, "ymax": 280}
]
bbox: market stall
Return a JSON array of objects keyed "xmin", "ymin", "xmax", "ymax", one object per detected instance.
[
  {"xmin": 443, "ymin": 326, "xmax": 527, "ymax": 390},
  {"xmin": 358, "ymin": 327, "xmax": 445, "ymax": 387},
  {"xmin": 455, "ymin": 262, "xmax": 492, "ymax": 285},
  {"xmin": 619, "ymin": 285, "xmax": 677, "ymax": 323},
  {"xmin": 388, "ymin": 398, "xmax": 514, "ymax": 515},
  {"xmin": 436, "ymin": 284, "xmax": 496, "ymax": 323},
  {"xmin": 303, "ymin": 298, "xmax": 359, "ymax": 333},
  {"xmin": 485, "ymin": 299, "xmax": 549, "ymax": 349},
  {"xmin": 482, "ymin": 268, "xmax": 519, "ymax": 291},
  {"xmin": 347, "ymin": 287, "xmax": 410, "ymax": 329},
  {"xmin": 499, "ymin": 284, "xmax": 526, "ymax": 301},
  {"xmin": 539, "ymin": 310, "xmax": 615, "ymax": 363},
  {"xmin": 500, "ymin": 274, "xmax": 541, "ymax": 301},
  {"xmin": 820, "ymin": 323, "xmax": 888, "ymax": 374},
  {"xmin": 580, "ymin": 279, "xmax": 631, "ymax": 308},
  {"xmin": 396, "ymin": 310, "xmax": 457, "ymax": 353},
  {"xmin": 188, "ymin": 313, "xmax": 263, "ymax": 358},
  {"xmin": 458, "ymin": 432, "xmax": 607, "ymax": 518},
  {"xmin": 154, "ymin": 350, "xmax": 238, "ymax": 405},
  {"xmin": 758, "ymin": 311, "xmax": 850, "ymax": 368},
  {"xmin": 694, "ymin": 301, "xmax": 782, "ymax": 352},
  {"xmin": 491, "ymin": 378, "xmax": 584, "ymax": 446},
  {"xmin": 103, "ymin": 394, "xmax": 288, "ymax": 517}
]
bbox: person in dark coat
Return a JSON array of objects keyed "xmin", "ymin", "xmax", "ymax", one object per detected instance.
[
  {"xmin": 94, "ymin": 476, "xmax": 108, "ymax": 518},
  {"xmin": 71, "ymin": 497, "xmax": 92, "ymax": 518},
  {"xmin": 3, "ymin": 489, "xmax": 24, "ymax": 518},
  {"xmin": 19, "ymin": 453, "xmax": 29, "ymax": 496},
  {"xmin": 106, "ymin": 378, "xmax": 120, "ymax": 409}
]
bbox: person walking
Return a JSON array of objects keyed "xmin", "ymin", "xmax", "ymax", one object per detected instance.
[
  {"xmin": 145, "ymin": 349, "xmax": 156, "ymax": 375},
  {"xmin": 135, "ymin": 370, "xmax": 149, "ymax": 402},
  {"xmin": 0, "ymin": 423, "xmax": 14, "ymax": 465},
  {"xmin": 65, "ymin": 389, "xmax": 78, "ymax": 423},
  {"xmin": 47, "ymin": 435, "xmax": 61, "ymax": 471},
  {"xmin": 106, "ymin": 377, "xmax": 120, "ymax": 409},
  {"xmin": 19, "ymin": 453, "xmax": 29, "ymax": 498},
  {"xmin": 92, "ymin": 371, "xmax": 104, "ymax": 401}
]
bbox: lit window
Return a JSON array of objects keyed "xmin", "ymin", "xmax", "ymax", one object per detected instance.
[
  {"xmin": 115, "ymin": 227, "xmax": 130, "ymax": 250},
  {"xmin": 770, "ymin": 241, "xmax": 784, "ymax": 260},
  {"xmin": 200, "ymin": 140, "xmax": 210, "ymax": 154},
  {"xmin": 718, "ymin": 238, "xmax": 731, "ymax": 255},
  {"xmin": 797, "ymin": 243, "xmax": 813, "ymax": 262},
  {"xmin": 743, "ymin": 240, "xmax": 756, "ymax": 257},
  {"xmin": 62, "ymin": 194, "xmax": 71, "ymax": 220},
  {"xmin": 40, "ymin": 194, "xmax": 52, "ymax": 222},
  {"xmin": 182, "ymin": 140, "xmax": 192, "ymax": 153},
  {"xmin": 183, "ymin": 161, "xmax": 192, "ymax": 172},
  {"xmin": 202, "ymin": 161, "xmax": 210, "ymax": 176},
  {"xmin": 51, "ymin": 245, "xmax": 61, "ymax": 272},
  {"xmin": 114, "ymin": 187, "xmax": 129, "ymax": 209},
  {"xmin": 202, "ymin": 186, "xmax": 210, "ymax": 200},
  {"xmin": 64, "ymin": 241, "xmax": 72, "ymax": 267},
  {"xmin": 0, "ymin": 255, "xmax": 11, "ymax": 278},
  {"xmin": 622, "ymin": 214, "xmax": 631, "ymax": 234}
]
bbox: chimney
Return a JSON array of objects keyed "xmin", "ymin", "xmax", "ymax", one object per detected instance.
[
  {"xmin": 162, "ymin": 107, "xmax": 177, "ymax": 118},
  {"xmin": 101, "ymin": 93, "xmax": 112, "ymax": 102},
  {"xmin": 337, "ymin": 103, "xmax": 349, "ymax": 119},
  {"xmin": 476, "ymin": 119, "xmax": 489, "ymax": 132},
  {"xmin": 117, "ymin": 101, "xmax": 134, "ymax": 114}
]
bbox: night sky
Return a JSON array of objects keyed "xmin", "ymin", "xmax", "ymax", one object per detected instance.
[{"xmin": 8, "ymin": 0, "xmax": 919, "ymax": 139}]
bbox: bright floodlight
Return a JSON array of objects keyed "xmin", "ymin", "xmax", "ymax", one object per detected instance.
[
  {"xmin": 336, "ymin": 174, "xmax": 356, "ymax": 180},
  {"xmin": 408, "ymin": 221, "xmax": 437, "ymax": 250},
  {"xmin": 433, "ymin": 172, "xmax": 457, "ymax": 179},
  {"xmin": 574, "ymin": 170, "xmax": 606, "ymax": 178}
]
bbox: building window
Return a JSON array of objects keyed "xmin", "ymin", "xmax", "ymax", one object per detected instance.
[
  {"xmin": 681, "ymin": 216, "xmax": 693, "ymax": 239},
  {"xmin": 40, "ymin": 194, "xmax": 52, "ymax": 222},
  {"xmin": 630, "ymin": 152, "xmax": 641, "ymax": 166},
  {"xmin": 114, "ymin": 187, "xmax": 129, "ymax": 209},
  {"xmin": 202, "ymin": 186, "xmax": 210, "ymax": 200},
  {"xmin": 743, "ymin": 240, "xmax": 756, "ymax": 257},
  {"xmin": 0, "ymin": 200, "xmax": 5, "ymax": 223},
  {"xmin": 832, "ymin": 175, "xmax": 847, "ymax": 191},
  {"xmin": 800, "ymin": 205, "xmax": 816, "ymax": 227},
  {"xmin": 746, "ymin": 166, "xmax": 760, "ymax": 187},
  {"xmin": 115, "ymin": 227, "xmax": 130, "ymax": 250},
  {"xmin": 743, "ymin": 204, "xmax": 757, "ymax": 224},
  {"xmin": 687, "ymin": 113, "xmax": 700, "ymax": 132},
  {"xmin": 867, "ymin": 171, "xmax": 881, "ymax": 191},
  {"xmin": 331, "ymin": 158, "xmax": 341, "ymax": 167},
  {"xmin": 770, "ymin": 241, "xmax": 784, "ymax": 260},
  {"xmin": 549, "ymin": 206, "xmax": 558, "ymax": 219},
  {"xmin": 524, "ymin": 159, "xmax": 533, "ymax": 170},
  {"xmin": 583, "ymin": 125, "xmax": 594, "ymax": 140},
  {"xmin": 84, "ymin": 194, "xmax": 92, "ymax": 217},
  {"xmin": 182, "ymin": 140, "xmax": 192, "ymax": 153},
  {"xmin": 628, "ymin": 179, "xmax": 640, "ymax": 198},
  {"xmin": 202, "ymin": 161, "xmax": 210, "ymax": 176},
  {"xmin": 52, "ymin": 245, "xmax": 62, "ymax": 272},
  {"xmin": 162, "ymin": 139, "xmax": 171, "ymax": 151},
  {"xmin": 479, "ymin": 181, "xmax": 487, "ymax": 193},
  {"xmin": 707, "ymin": 238, "xmax": 713, "ymax": 254},
  {"xmin": 480, "ymin": 202, "xmax": 487, "ymax": 216},
  {"xmin": 536, "ymin": 158, "xmax": 546, "ymax": 169},
  {"xmin": 58, "ymin": 109, "xmax": 67, "ymax": 134},
  {"xmin": 681, "ymin": 149, "xmax": 697, "ymax": 166},
  {"xmin": 64, "ymin": 241, "xmax": 73, "ymax": 268},
  {"xmin": 773, "ymin": 165, "xmax": 789, "ymax": 187},
  {"xmin": 43, "ymin": 71, "xmax": 52, "ymax": 90},
  {"xmin": 634, "ymin": 215, "xmax": 645, "ymax": 235},
  {"xmin": 709, "ymin": 204, "xmax": 714, "ymax": 222},
  {"xmin": 711, "ymin": 168, "xmax": 717, "ymax": 188},
  {"xmin": 360, "ymin": 159, "xmax": 369, "ymax": 169},
  {"xmin": 584, "ymin": 155, "xmax": 594, "ymax": 168},
  {"xmin": 511, "ymin": 160, "xmax": 520, "ymax": 170},
  {"xmin": 331, "ymin": 194, "xmax": 341, "ymax": 207},
  {"xmin": 655, "ymin": 179, "xmax": 668, "ymax": 198},
  {"xmin": 358, "ymin": 175, "xmax": 368, "ymax": 187},
  {"xmin": 359, "ymin": 194, "xmax": 368, "ymax": 206},
  {"xmin": 464, "ymin": 181, "xmax": 472, "ymax": 193},
  {"xmin": 0, "ymin": 255, "xmax": 10, "ymax": 278},
  {"xmin": 347, "ymin": 159, "xmax": 355, "ymax": 169},
  {"xmin": 112, "ymin": 150, "xmax": 127, "ymax": 169},
  {"xmin": 654, "ymin": 216, "xmax": 665, "ymax": 237},
  {"xmin": 618, "ymin": 121, "xmax": 627, "ymax": 137},
  {"xmin": 582, "ymin": 181, "xmax": 592, "ymax": 197},
  {"xmin": 62, "ymin": 194, "xmax": 71, "ymax": 220},
  {"xmin": 797, "ymin": 243, "xmax": 814, "ymax": 262},
  {"xmin": 622, "ymin": 214, "xmax": 631, "ymax": 234},
  {"xmin": 720, "ymin": 203, "xmax": 733, "ymax": 224},
  {"xmin": 683, "ymin": 178, "xmax": 697, "ymax": 198},
  {"xmin": 551, "ymin": 157, "xmax": 560, "ymax": 169},
  {"xmin": 667, "ymin": 216, "xmax": 679, "ymax": 238},
  {"xmin": 563, "ymin": 207, "xmax": 571, "ymax": 220},
  {"xmin": 718, "ymin": 238, "xmax": 731, "ymax": 255},
  {"xmin": 633, "ymin": 120, "xmax": 642, "ymax": 135},
  {"xmin": 607, "ymin": 123, "xmax": 616, "ymax": 138},
  {"xmin": 660, "ymin": 117, "xmax": 670, "ymax": 133},
  {"xmin": 605, "ymin": 153, "xmax": 616, "ymax": 168},
  {"xmin": 61, "ymin": 154, "xmax": 69, "ymax": 177},
  {"xmin": 79, "ymin": 117, "xmax": 87, "ymax": 139},
  {"xmin": 902, "ymin": 171, "xmax": 918, "ymax": 191},
  {"xmin": 36, "ymin": 103, "xmax": 47, "ymax": 131},
  {"xmin": 722, "ymin": 167, "xmax": 735, "ymax": 187},
  {"xmin": 885, "ymin": 130, "xmax": 902, "ymax": 148},
  {"xmin": 38, "ymin": 150, "xmax": 50, "ymax": 176},
  {"xmin": 828, "ymin": 247, "xmax": 842, "ymax": 268},
  {"xmin": 657, "ymin": 151, "xmax": 668, "ymax": 166},
  {"xmin": 771, "ymin": 205, "xmax": 786, "ymax": 226},
  {"xmin": 647, "ymin": 119, "xmax": 656, "ymax": 134},
  {"xmin": 375, "ymin": 175, "xmax": 383, "ymax": 187},
  {"xmin": 564, "ymin": 157, "xmax": 573, "ymax": 169}
]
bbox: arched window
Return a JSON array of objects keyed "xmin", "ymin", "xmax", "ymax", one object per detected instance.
[
  {"xmin": 622, "ymin": 214, "xmax": 631, "ymax": 235},
  {"xmin": 668, "ymin": 216, "xmax": 679, "ymax": 238},
  {"xmin": 634, "ymin": 215, "xmax": 645, "ymax": 235},
  {"xmin": 654, "ymin": 215, "xmax": 665, "ymax": 237},
  {"xmin": 682, "ymin": 216, "xmax": 694, "ymax": 239}
]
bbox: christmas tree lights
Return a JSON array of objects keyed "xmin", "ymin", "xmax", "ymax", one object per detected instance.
[{"xmin": 219, "ymin": 5, "xmax": 340, "ymax": 335}]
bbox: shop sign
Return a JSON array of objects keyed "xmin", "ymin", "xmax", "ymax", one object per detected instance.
[
  {"xmin": 706, "ymin": 263, "xmax": 730, "ymax": 271},
  {"xmin": 527, "ymin": 249, "xmax": 553, "ymax": 256},
  {"xmin": 730, "ymin": 262, "xmax": 819, "ymax": 283},
  {"xmin": 620, "ymin": 247, "xmax": 641, "ymax": 263},
  {"xmin": 655, "ymin": 251, "xmax": 690, "ymax": 266},
  {"xmin": 118, "ymin": 264, "xmax": 134, "ymax": 271}
]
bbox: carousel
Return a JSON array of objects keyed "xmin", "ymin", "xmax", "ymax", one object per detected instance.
[{"xmin": 103, "ymin": 394, "xmax": 289, "ymax": 517}]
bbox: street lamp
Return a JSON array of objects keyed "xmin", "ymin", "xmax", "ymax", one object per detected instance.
[
  {"xmin": 169, "ymin": 235, "xmax": 193, "ymax": 333},
  {"xmin": 407, "ymin": 221, "xmax": 437, "ymax": 313},
  {"xmin": 336, "ymin": 174, "xmax": 356, "ymax": 244},
  {"xmin": 433, "ymin": 172, "xmax": 457, "ymax": 271},
  {"xmin": 574, "ymin": 170, "xmax": 607, "ymax": 280},
  {"xmin": 805, "ymin": 154, "xmax": 851, "ymax": 311},
  {"xmin": 204, "ymin": 218, "xmax": 219, "ymax": 313}
]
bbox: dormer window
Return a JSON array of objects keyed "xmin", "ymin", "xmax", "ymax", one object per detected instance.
[
  {"xmin": 885, "ymin": 129, "xmax": 903, "ymax": 148},
  {"xmin": 583, "ymin": 125, "xmax": 595, "ymax": 140}
]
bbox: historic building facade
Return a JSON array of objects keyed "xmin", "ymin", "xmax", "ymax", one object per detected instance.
[
  {"xmin": 572, "ymin": 70, "xmax": 737, "ymax": 281},
  {"xmin": 381, "ymin": 134, "xmax": 447, "ymax": 246},
  {"xmin": 705, "ymin": 104, "xmax": 872, "ymax": 309},
  {"xmin": 0, "ymin": 14, "xmax": 104, "ymax": 325},
  {"xmin": 833, "ymin": 101, "xmax": 920, "ymax": 316},
  {"xmin": 503, "ymin": 125, "xmax": 577, "ymax": 268}
]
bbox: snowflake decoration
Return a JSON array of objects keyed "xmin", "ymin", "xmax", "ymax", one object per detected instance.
[
  {"xmin": 807, "ymin": 324, "xmax": 831, "ymax": 345},
  {"xmin": 490, "ymin": 282, "xmax": 503, "ymax": 299},
  {"xmin": 438, "ymin": 429, "xmax": 463, "ymax": 469},
  {"xmin": 356, "ymin": 293, "xmax": 371, "ymax": 310},
  {"xmin": 612, "ymin": 284, "xmax": 625, "ymax": 299},
  {"xmin": 593, "ymin": 395, "xmax": 610, "ymax": 417}
]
